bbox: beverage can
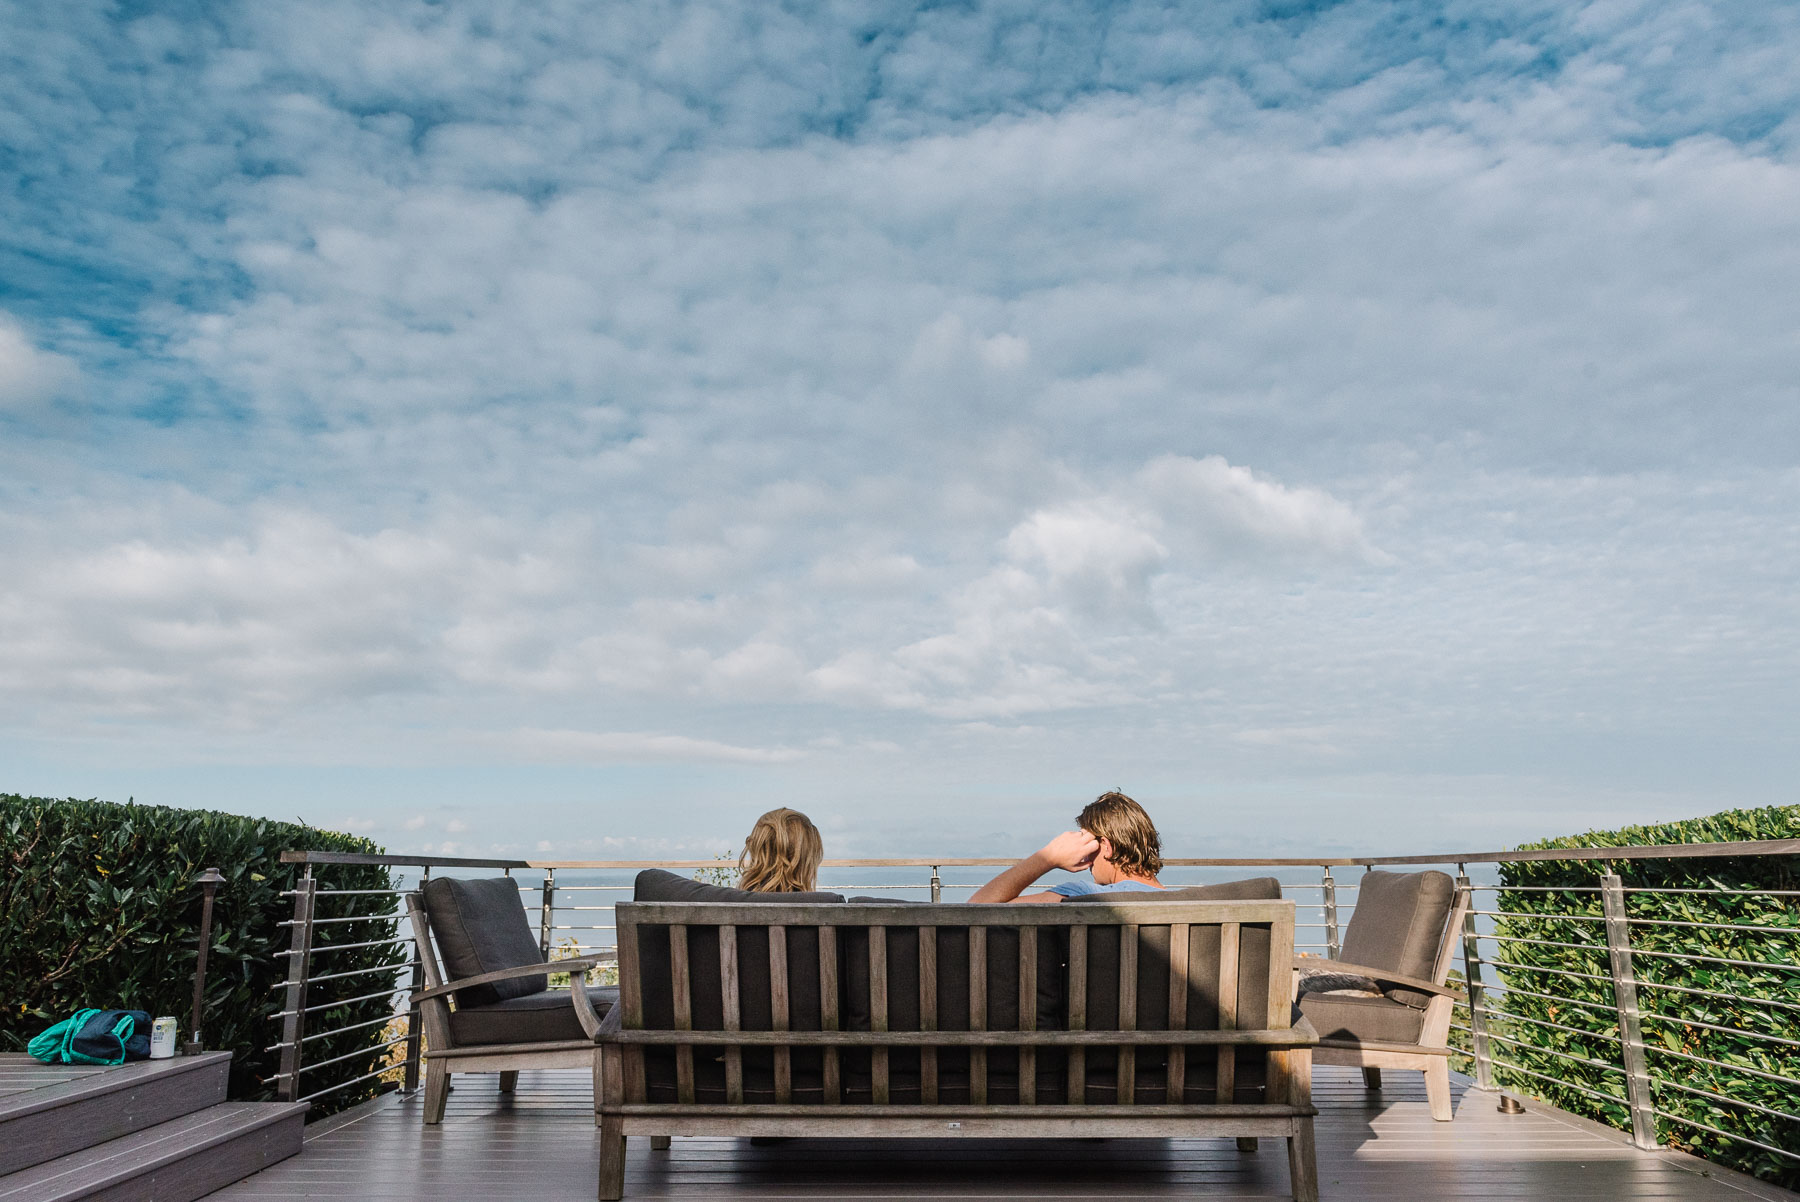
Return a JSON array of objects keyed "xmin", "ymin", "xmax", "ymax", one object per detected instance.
[{"xmin": 150, "ymin": 1016, "xmax": 178, "ymax": 1059}]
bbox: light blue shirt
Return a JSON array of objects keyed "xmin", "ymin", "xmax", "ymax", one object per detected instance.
[{"xmin": 1046, "ymin": 878, "xmax": 1163, "ymax": 897}]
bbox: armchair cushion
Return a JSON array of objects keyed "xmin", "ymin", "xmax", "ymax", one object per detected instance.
[
  {"xmin": 1339, "ymin": 870, "xmax": 1455, "ymax": 1007},
  {"xmin": 449, "ymin": 986, "xmax": 621, "ymax": 1046},
  {"xmin": 423, "ymin": 876, "xmax": 548, "ymax": 1007},
  {"xmin": 1297, "ymin": 970, "xmax": 1383, "ymax": 997},
  {"xmin": 1298, "ymin": 992, "xmax": 1426, "ymax": 1047}
]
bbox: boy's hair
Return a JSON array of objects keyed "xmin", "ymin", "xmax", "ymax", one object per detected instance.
[
  {"xmin": 1077, "ymin": 791, "xmax": 1162, "ymax": 878},
  {"xmin": 738, "ymin": 807, "xmax": 824, "ymax": 892}
]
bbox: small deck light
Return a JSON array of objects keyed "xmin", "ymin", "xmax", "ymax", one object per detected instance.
[{"xmin": 185, "ymin": 867, "xmax": 226, "ymax": 1056}]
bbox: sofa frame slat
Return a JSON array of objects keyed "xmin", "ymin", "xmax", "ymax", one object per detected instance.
[
  {"xmin": 1067, "ymin": 925, "xmax": 1087, "ymax": 1105},
  {"xmin": 819, "ymin": 926, "xmax": 841, "ymax": 1103},
  {"xmin": 919, "ymin": 927, "xmax": 939, "ymax": 1104},
  {"xmin": 718, "ymin": 925, "xmax": 741, "ymax": 1105},
  {"xmin": 1117, "ymin": 923, "xmax": 1138, "ymax": 1104},
  {"xmin": 769, "ymin": 926, "xmax": 790, "ymax": 1104},
  {"xmin": 1217, "ymin": 920, "xmax": 1240, "ymax": 1101},
  {"xmin": 870, "ymin": 926, "xmax": 890, "ymax": 1104},
  {"xmin": 1019, "ymin": 927, "xmax": 1037, "ymax": 1104},
  {"xmin": 1167, "ymin": 921, "xmax": 1190, "ymax": 1100},
  {"xmin": 969, "ymin": 925, "xmax": 987, "ymax": 1105}
]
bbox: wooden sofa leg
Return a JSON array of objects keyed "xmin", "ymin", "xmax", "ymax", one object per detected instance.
[
  {"xmin": 599, "ymin": 1114, "xmax": 627, "ymax": 1200},
  {"xmin": 1236, "ymin": 1137, "xmax": 1258, "ymax": 1152},
  {"xmin": 1287, "ymin": 1118, "xmax": 1319, "ymax": 1202},
  {"xmin": 499, "ymin": 1070, "xmax": 519, "ymax": 1094},
  {"xmin": 1425, "ymin": 1059, "xmax": 1452, "ymax": 1121},
  {"xmin": 1362, "ymin": 1066, "xmax": 1381, "ymax": 1089},
  {"xmin": 650, "ymin": 1136, "xmax": 671, "ymax": 1150},
  {"xmin": 423, "ymin": 1061, "xmax": 450, "ymax": 1125}
]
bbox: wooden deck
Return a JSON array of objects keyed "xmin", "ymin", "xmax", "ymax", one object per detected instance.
[{"xmin": 211, "ymin": 1067, "xmax": 1788, "ymax": 1201}]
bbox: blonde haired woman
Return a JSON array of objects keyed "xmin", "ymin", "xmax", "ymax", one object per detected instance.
[{"xmin": 737, "ymin": 807, "xmax": 824, "ymax": 893}]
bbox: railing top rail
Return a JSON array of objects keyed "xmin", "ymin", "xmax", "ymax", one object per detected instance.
[{"xmin": 281, "ymin": 837, "xmax": 1800, "ymax": 871}]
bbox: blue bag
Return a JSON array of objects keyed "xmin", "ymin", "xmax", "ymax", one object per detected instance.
[{"xmin": 27, "ymin": 1009, "xmax": 153, "ymax": 1066}]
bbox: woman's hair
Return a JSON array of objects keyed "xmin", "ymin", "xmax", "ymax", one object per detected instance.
[
  {"xmin": 1077, "ymin": 791, "xmax": 1163, "ymax": 878},
  {"xmin": 737, "ymin": 808, "xmax": 825, "ymax": 893}
]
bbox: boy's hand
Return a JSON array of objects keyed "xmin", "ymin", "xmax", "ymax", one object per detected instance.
[{"xmin": 1041, "ymin": 830, "xmax": 1101, "ymax": 872}]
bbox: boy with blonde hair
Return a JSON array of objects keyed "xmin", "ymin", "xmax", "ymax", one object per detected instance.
[{"xmin": 970, "ymin": 791, "xmax": 1166, "ymax": 903}]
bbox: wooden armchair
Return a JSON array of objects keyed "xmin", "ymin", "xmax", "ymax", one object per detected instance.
[
  {"xmin": 1295, "ymin": 870, "xmax": 1470, "ymax": 1120},
  {"xmin": 405, "ymin": 877, "xmax": 618, "ymax": 1124}
]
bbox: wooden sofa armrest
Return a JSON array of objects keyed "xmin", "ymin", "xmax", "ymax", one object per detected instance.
[
  {"xmin": 414, "ymin": 956, "xmax": 605, "ymax": 1004},
  {"xmin": 592, "ymin": 995, "xmax": 625, "ymax": 1041},
  {"xmin": 1293, "ymin": 955, "xmax": 1465, "ymax": 1001}
]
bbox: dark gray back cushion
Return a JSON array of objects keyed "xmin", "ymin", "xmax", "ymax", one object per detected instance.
[
  {"xmin": 1339, "ymin": 870, "xmax": 1455, "ymax": 1006},
  {"xmin": 631, "ymin": 870, "xmax": 846, "ymax": 1092},
  {"xmin": 630, "ymin": 868, "xmax": 843, "ymax": 1038},
  {"xmin": 632, "ymin": 867, "xmax": 844, "ymax": 907},
  {"xmin": 422, "ymin": 876, "xmax": 546, "ymax": 1006}
]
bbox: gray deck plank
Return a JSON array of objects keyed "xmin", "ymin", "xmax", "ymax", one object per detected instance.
[
  {"xmin": 0, "ymin": 1053, "xmax": 112, "ymax": 1099},
  {"xmin": 208, "ymin": 1067, "xmax": 1786, "ymax": 1200}
]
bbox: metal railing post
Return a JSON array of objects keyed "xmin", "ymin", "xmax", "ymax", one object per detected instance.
[
  {"xmin": 930, "ymin": 866, "xmax": 942, "ymax": 904},
  {"xmin": 1601, "ymin": 872, "xmax": 1658, "ymax": 1149},
  {"xmin": 540, "ymin": 868, "xmax": 557, "ymax": 957},
  {"xmin": 1457, "ymin": 867, "xmax": 1493, "ymax": 1090},
  {"xmin": 276, "ymin": 869, "xmax": 316, "ymax": 1103},
  {"xmin": 1321, "ymin": 866, "xmax": 1340, "ymax": 959},
  {"xmin": 401, "ymin": 866, "xmax": 428, "ymax": 1093}
]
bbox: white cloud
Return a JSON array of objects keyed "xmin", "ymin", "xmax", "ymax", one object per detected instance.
[
  {"xmin": 0, "ymin": 314, "xmax": 80, "ymax": 408},
  {"xmin": 500, "ymin": 728, "xmax": 804, "ymax": 765},
  {"xmin": 1, "ymin": 0, "xmax": 1797, "ymax": 853}
]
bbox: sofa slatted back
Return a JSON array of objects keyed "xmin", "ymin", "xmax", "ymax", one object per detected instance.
[{"xmin": 611, "ymin": 899, "xmax": 1300, "ymax": 1110}]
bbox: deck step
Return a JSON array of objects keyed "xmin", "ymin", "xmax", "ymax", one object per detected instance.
[
  {"xmin": 0, "ymin": 1053, "xmax": 232, "ymax": 1176},
  {"xmin": 0, "ymin": 1101, "xmax": 308, "ymax": 1202}
]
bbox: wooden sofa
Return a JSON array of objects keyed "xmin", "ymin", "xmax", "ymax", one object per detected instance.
[{"xmin": 590, "ymin": 878, "xmax": 1320, "ymax": 1201}]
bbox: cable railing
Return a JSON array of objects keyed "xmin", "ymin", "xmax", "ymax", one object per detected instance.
[{"xmin": 269, "ymin": 838, "xmax": 1799, "ymax": 1185}]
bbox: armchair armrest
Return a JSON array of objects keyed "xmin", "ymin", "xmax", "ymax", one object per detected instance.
[
  {"xmin": 1294, "ymin": 955, "xmax": 1465, "ymax": 1001},
  {"xmin": 414, "ymin": 956, "xmax": 604, "ymax": 1004},
  {"xmin": 570, "ymin": 973, "xmax": 617, "ymax": 1040}
]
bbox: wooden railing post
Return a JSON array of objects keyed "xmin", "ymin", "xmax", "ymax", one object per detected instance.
[
  {"xmin": 1601, "ymin": 872, "xmax": 1658, "ymax": 1149},
  {"xmin": 1456, "ymin": 867, "xmax": 1493, "ymax": 1090},
  {"xmin": 276, "ymin": 870, "xmax": 316, "ymax": 1103}
]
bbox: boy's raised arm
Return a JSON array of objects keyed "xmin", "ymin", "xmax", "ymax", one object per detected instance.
[{"xmin": 968, "ymin": 830, "xmax": 1100, "ymax": 903}]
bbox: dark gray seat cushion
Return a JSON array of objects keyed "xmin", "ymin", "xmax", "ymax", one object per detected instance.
[
  {"xmin": 1339, "ymin": 870, "xmax": 1455, "ymax": 1007},
  {"xmin": 1298, "ymin": 992, "xmax": 1426, "ymax": 1047},
  {"xmin": 450, "ymin": 985, "xmax": 620, "ymax": 1046},
  {"xmin": 423, "ymin": 876, "xmax": 548, "ymax": 1007}
]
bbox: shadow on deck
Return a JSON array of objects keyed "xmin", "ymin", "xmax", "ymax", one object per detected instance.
[{"xmin": 212, "ymin": 1067, "xmax": 1785, "ymax": 1200}]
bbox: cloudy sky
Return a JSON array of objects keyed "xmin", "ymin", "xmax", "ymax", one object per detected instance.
[{"xmin": 3, "ymin": 0, "xmax": 1796, "ymax": 863}]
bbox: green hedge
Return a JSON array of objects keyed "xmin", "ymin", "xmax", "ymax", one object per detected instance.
[
  {"xmin": 0, "ymin": 794, "xmax": 407, "ymax": 1116},
  {"xmin": 1465, "ymin": 805, "xmax": 1800, "ymax": 1187}
]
